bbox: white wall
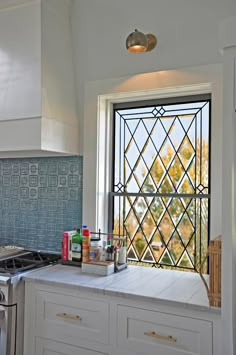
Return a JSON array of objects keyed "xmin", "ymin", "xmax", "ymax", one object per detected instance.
[
  {"xmin": 72, "ymin": 0, "xmax": 236, "ymax": 153},
  {"xmin": 72, "ymin": 0, "xmax": 236, "ymax": 80},
  {"xmin": 70, "ymin": 3, "xmax": 236, "ymax": 355},
  {"xmin": 71, "ymin": 0, "xmax": 230, "ymax": 232},
  {"xmin": 70, "ymin": 0, "xmax": 231, "ymax": 236},
  {"xmin": 70, "ymin": 4, "xmax": 236, "ymax": 354}
]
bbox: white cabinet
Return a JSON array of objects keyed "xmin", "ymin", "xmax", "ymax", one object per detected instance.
[
  {"xmin": 35, "ymin": 290, "xmax": 109, "ymax": 346},
  {"xmin": 0, "ymin": 0, "xmax": 79, "ymax": 157},
  {"xmin": 24, "ymin": 282, "xmax": 220, "ymax": 355},
  {"xmin": 116, "ymin": 305, "xmax": 212, "ymax": 355},
  {"xmin": 35, "ymin": 338, "xmax": 107, "ymax": 355}
]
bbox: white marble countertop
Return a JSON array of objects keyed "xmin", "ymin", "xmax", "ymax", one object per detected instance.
[{"xmin": 23, "ymin": 264, "xmax": 220, "ymax": 314}]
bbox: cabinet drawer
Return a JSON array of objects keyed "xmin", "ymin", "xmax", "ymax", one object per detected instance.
[
  {"xmin": 35, "ymin": 337, "xmax": 107, "ymax": 355},
  {"xmin": 117, "ymin": 305, "xmax": 212, "ymax": 355},
  {"xmin": 35, "ymin": 290, "xmax": 109, "ymax": 346}
]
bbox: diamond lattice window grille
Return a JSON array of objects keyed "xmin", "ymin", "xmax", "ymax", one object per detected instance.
[{"xmin": 111, "ymin": 95, "xmax": 211, "ymax": 272}]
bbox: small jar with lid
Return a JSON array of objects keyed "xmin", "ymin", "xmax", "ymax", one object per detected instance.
[{"xmin": 90, "ymin": 241, "xmax": 101, "ymax": 261}]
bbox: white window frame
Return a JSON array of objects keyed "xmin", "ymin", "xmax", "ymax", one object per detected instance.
[{"xmin": 83, "ymin": 64, "xmax": 222, "ymax": 240}]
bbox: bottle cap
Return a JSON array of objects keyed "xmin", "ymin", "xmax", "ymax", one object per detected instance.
[{"xmin": 82, "ymin": 228, "xmax": 90, "ymax": 236}]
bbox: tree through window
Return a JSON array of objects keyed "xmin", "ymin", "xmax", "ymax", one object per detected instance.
[{"xmin": 111, "ymin": 95, "xmax": 211, "ymax": 272}]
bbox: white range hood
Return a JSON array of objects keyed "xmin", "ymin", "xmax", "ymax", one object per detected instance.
[{"xmin": 0, "ymin": 0, "xmax": 79, "ymax": 157}]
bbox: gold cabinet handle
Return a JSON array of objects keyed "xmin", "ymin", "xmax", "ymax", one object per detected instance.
[
  {"xmin": 144, "ymin": 331, "xmax": 177, "ymax": 343},
  {"xmin": 56, "ymin": 312, "xmax": 82, "ymax": 321}
]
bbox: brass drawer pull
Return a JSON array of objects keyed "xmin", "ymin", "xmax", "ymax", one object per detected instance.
[
  {"xmin": 144, "ymin": 331, "xmax": 177, "ymax": 343},
  {"xmin": 56, "ymin": 312, "xmax": 82, "ymax": 321}
]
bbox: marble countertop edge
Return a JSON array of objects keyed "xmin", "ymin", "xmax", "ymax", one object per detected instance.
[{"xmin": 23, "ymin": 264, "xmax": 221, "ymax": 315}]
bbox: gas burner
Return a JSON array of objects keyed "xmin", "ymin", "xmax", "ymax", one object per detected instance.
[{"xmin": 0, "ymin": 251, "xmax": 61, "ymax": 275}]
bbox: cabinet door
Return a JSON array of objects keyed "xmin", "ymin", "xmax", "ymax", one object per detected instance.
[
  {"xmin": 35, "ymin": 337, "xmax": 107, "ymax": 355},
  {"xmin": 117, "ymin": 305, "xmax": 212, "ymax": 355},
  {"xmin": 35, "ymin": 289, "xmax": 109, "ymax": 346}
]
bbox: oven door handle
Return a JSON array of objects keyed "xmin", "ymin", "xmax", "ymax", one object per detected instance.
[{"xmin": 0, "ymin": 303, "xmax": 18, "ymax": 355}]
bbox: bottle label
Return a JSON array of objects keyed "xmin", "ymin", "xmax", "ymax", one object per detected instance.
[
  {"xmin": 72, "ymin": 243, "xmax": 81, "ymax": 252},
  {"xmin": 82, "ymin": 248, "xmax": 90, "ymax": 262},
  {"xmin": 72, "ymin": 251, "xmax": 81, "ymax": 259}
]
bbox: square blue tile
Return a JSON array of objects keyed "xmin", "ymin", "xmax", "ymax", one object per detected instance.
[
  {"xmin": 20, "ymin": 163, "xmax": 29, "ymax": 175},
  {"xmin": 58, "ymin": 162, "xmax": 68, "ymax": 175},
  {"xmin": 48, "ymin": 175, "xmax": 58, "ymax": 187},
  {"xmin": 12, "ymin": 175, "xmax": 20, "ymax": 186},
  {"xmin": 29, "ymin": 175, "xmax": 38, "ymax": 187},
  {"xmin": 3, "ymin": 164, "xmax": 12, "ymax": 175}
]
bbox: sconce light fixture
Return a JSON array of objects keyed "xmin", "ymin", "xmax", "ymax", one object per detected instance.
[{"xmin": 126, "ymin": 29, "xmax": 157, "ymax": 53}]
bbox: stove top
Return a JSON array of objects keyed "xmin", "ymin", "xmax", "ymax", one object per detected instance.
[
  {"xmin": 0, "ymin": 245, "xmax": 25, "ymax": 259},
  {"xmin": 0, "ymin": 251, "xmax": 61, "ymax": 275}
]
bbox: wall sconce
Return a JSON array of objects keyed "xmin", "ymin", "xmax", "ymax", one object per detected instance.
[{"xmin": 126, "ymin": 29, "xmax": 157, "ymax": 53}]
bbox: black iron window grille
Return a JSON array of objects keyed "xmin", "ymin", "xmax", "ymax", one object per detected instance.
[{"xmin": 110, "ymin": 95, "xmax": 211, "ymax": 272}]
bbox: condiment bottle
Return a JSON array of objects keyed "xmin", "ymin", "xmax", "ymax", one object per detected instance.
[
  {"xmin": 106, "ymin": 236, "xmax": 112, "ymax": 261},
  {"xmin": 107, "ymin": 235, "xmax": 111, "ymax": 246},
  {"xmin": 82, "ymin": 228, "xmax": 90, "ymax": 262}
]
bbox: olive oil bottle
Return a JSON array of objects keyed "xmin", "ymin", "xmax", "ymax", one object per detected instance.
[{"xmin": 72, "ymin": 229, "xmax": 83, "ymax": 262}]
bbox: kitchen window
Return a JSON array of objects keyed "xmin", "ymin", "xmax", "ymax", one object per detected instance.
[{"xmin": 110, "ymin": 95, "xmax": 211, "ymax": 272}]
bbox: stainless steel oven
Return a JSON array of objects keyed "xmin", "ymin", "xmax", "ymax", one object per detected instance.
[
  {"xmin": 0, "ymin": 283, "xmax": 9, "ymax": 355},
  {"xmin": 0, "ymin": 246, "xmax": 60, "ymax": 355},
  {"xmin": 0, "ymin": 279, "xmax": 19, "ymax": 355}
]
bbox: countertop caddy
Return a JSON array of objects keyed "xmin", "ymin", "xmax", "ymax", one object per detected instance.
[{"xmin": 23, "ymin": 264, "xmax": 221, "ymax": 355}]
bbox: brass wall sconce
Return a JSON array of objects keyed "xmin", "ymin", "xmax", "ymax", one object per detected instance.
[{"xmin": 126, "ymin": 29, "xmax": 157, "ymax": 53}]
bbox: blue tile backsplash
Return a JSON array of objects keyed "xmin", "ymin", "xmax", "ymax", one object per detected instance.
[{"xmin": 0, "ymin": 156, "xmax": 83, "ymax": 252}]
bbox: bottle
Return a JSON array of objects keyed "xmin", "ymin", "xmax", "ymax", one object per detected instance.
[
  {"xmin": 107, "ymin": 235, "xmax": 111, "ymax": 246},
  {"xmin": 106, "ymin": 236, "xmax": 114, "ymax": 261},
  {"xmin": 114, "ymin": 245, "xmax": 119, "ymax": 263},
  {"xmin": 72, "ymin": 229, "xmax": 83, "ymax": 262},
  {"xmin": 82, "ymin": 228, "xmax": 91, "ymax": 262},
  {"xmin": 100, "ymin": 240, "xmax": 107, "ymax": 261},
  {"xmin": 118, "ymin": 238, "xmax": 127, "ymax": 264},
  {"xmin": 118, "ymin": 246, "xmax": 126, "ymax": 264}
]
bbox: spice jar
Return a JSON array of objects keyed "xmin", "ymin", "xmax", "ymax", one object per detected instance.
[{"xmin": 90, "ymin": 241, "xmax": 101, "ymax": 261}]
